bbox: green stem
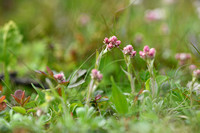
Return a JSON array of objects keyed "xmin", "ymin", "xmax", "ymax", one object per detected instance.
[
  {"xmin": 189, "ymin": 77, "xmax": 196, "ymax": 107},
  {"xmin": 3, "ymin": 25, "xmax": 11, "ymax": 97},
  {"xmin": 147, "ymin": 59, "xmax": 157, "ymax": 98}
]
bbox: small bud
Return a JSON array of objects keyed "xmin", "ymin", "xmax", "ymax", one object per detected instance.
[
  {"xmin": 109, "ymin": 36, "xmax": 117, "ymax": 43},
  {"xmin": 103, "ymin": 37, "xmax": 109, "ymax": 44},
  {"xmin": 143, "ymin": 45, "xmax": 150, "ymax": 53},
  {"xmin": 115, "ymin": 40, "xmax": 121, "ymax": 47},
  {"xmin": 148, "ymin": 48, "xmax": 156, "ymax": 58},
  {"xmin": 54, "ymin": 72, "xmax": 65, "ymax": 83},
  {"xmin": 139, "ymin": 51, "xmax": 146, "ymax": 59},
  {"xmin": 107, "ymin": 43, "xmax": 114, "ymax": 49},
  {"xmin": 91, "ymin": 69, "xmax": 103, "ymax": 82},
  {"xmin": 131, "ymin": 51, "xmax": 137, "ymax": 57}
]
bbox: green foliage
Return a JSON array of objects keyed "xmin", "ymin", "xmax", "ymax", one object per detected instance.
[{"xmin": 111, "ymin": 77, "xmax": 129, "ymax": 115}]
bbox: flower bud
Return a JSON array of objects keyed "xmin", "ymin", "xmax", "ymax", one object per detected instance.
[
  {"xmin": 148, "ymin": 48, "xmax": 156, "ymax": 58},
  {"xmin": 143, "ymin": 45, "xmax": 150, "ymax": 53},
  {"xmin": 103, "ymin": 37, "xmax": 109, "ymax": 44},
  {"xmin": 54, "ymin": 72, "xmax": 65, "ymax": 83}
]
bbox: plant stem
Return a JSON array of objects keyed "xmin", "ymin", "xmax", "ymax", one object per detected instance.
[
  {"xmin": 3, "ymin": 25, "xmax": 11, "ymax": 97},
  {"xmin": 147, "ymin": 59, "xmax": 157, "ymax": 98},
  {"xmin": 125, "ymin": 55, "xmax": 135, "ymax": 94},
  {"xmin": 189, "ymin": 77, "xmax": 196, "ymax": 107}
]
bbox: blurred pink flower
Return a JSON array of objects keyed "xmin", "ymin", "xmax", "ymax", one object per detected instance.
[
  {"xmin": 123, "ymin": 45, "xmax": 136, "ymax": 58},
  {"xmin": 91, "ymin": 69, "xmax": 103, "ymax": 82},
  {"xmin": 145, "ymin": 8, "xmax": 166, "ymax": 22},
  {"xmin": 175, "ymin": 53, "xmax": 191, "ymax": 65},
  {"xmin": 139, "ymin": 45, "xmax": 156, "ymax": 59},
  {"xmin": 54, "ymin": 72, "xmax": 66, "ymax": 83},
  {"xmin": 103, "ymin": 36, "xmax": 121, "ymax": 50}
]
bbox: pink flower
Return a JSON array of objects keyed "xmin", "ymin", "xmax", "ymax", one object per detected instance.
[
  {"xmin": 123, "ymin": 45, "xmax": 136, "ymax": 58},
  {"xmin": 193, "ymin": 69, "xmax": 200, "ymax": 78},
  {"xmin": 175, "ymin": 53, "xmax": 191, "ymax": 65},
  {"xmin": 148, "ymin": 48, "xmax": 156, "ymax": 58},
  {"xmin": 140, "ymin": 45, "xmax": 156, "ymax": 60},
  {"xmin": 103, "ymin": 36, "xmax": 121, "ymax": 50},
  {"xmin": 54, "ymin": 72, "xmax": 66, "ymax": 83},
  {"xmin": 143, "ymin": 45, "xmax": 150, "ymax": 53},
  {"xmin": 91, "ymin": 69, "xmax": 103, "ymax": 82},
  {"xmin": 189, "ymin": 65, "xmax": 197, "ymax": 71},
  {"xmin": 145, "ymin": 9, "xmax": 166, "ymax": 22}
]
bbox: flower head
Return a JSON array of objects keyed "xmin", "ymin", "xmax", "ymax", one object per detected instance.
[
  {"xmin": 145, "ymin": 8, "xmax": 166, "ymax": 22},
  {"xmin": 91, "ymin": 69, "xmax": 103, "ymax": 82},
  {"xmin": 139, "ymin": 45, "xmax": 156, "ymax": 60},
  {"xmin": 175, "ymin": 53, "xmax": 191, "ymax": 65},
  {"xmin": 103, "ymin": 36, "xmax": 121, "ymax": 50},
  {"xmin": 193, "ymin": 69, "xmax": 200, "ymax": 78},
  {"xmin": 123, "ymin": 45, "xmax": 136, "ymax": 58},
  {"xmin": 189, "ymin": 64, "xmax": 197, "ymax": 71},
  {"xmin": 54, "ymin": 72, "xmax": 66, "ymax": 83}
]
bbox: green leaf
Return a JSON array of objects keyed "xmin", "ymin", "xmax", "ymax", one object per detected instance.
[
  {"xmin": 145, "ymin": 78, "xmax": 150, "ymax": 91},
  {"xmin": 156, "ymin": 75, "xmax": 168, "ymax": 86},
  {"xmin": 12, "ymin": 106, "xmax": 26, "ymax": 114},
  {"xmin": 31, "ymin": 84, "xmax": 45, "ymax": 103},
  {"xmin": 27, "ymin": 109, "xmax": 36, "ymax": 113},
  {"xmin": 111, "ymin": 77, "xmax": 128, "ymax": 115}
]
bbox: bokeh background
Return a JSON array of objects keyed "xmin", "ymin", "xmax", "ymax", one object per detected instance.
[{"xmin": 0, "ymin": 0, "xmax": 200, "ymax": 81}]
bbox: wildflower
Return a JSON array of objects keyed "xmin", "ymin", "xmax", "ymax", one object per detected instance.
[
  {"xmin": 91, "ymin": 69, "xmax": 103, "ymax": 82},
  {"xmin": 11, "ymin": 90, "xmax": 30, "ymax": 107},
  {"xmin": 123, "ymin": 45, "xmax": 136, "ymax": 58},
  {"xmin": 134, "ymin": 33, "xmax": 143, "ymax": 45},
  {"xmin": 175, "ymin": 53, "xmax": 191, "ymax": 65},
  {"xmin": 139, "ymin": 45, "xmax": 156, "ymax": 60},
  {"xmin": 103, "ymin": 36, "xmax": 121, "ymax": 50},
  {"xmin": 193, "ymin": 69, "xmax": 200, "ymax": 78},
  {"xmin": 145, "ymin": 8, "xmax": 166, "ymax": 22},
  {"xmin": 54, "ymin": 72, "xmax": 66, "ymax": 83},
  {"xmin": 189, "ymin": 64, "xmax": 197, "ymax": 71}
]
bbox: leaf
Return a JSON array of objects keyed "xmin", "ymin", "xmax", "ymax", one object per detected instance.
[
  {"xmin": 156, "ymin": 75, "xmax": 168, "ymax": 86},
  {"xmin": 46, "ymin": 66, "xmax": 54, "ymax": 77},
  {"xmin": 31, "ymin": 84, "xmax": 45, "ymax": 102},
  {"xmin": 0, "ymin": 96, "xmax": 5, "ymax": 103},
  {"xmin": 0, "ymin": 102, "xmax": 7, "ymax": 111},
  {"xmin": 12, "ymin": 106, "xmax": 26, "ymax": 114},
  {"xmin": 22, "ymin": 96, "xmax": 31, "ymax": 106},
  {"xmin": 145, "ymin": 78, "xmax": 150, "ymax": 91},
  {"xmin": 24, "ymin": 101, "xmax": 37, "ymax": 108},
  {"xmin": 111, "ymin": 77, "xmax": 128, "ymax": 115},
  {"xmin": 27, "ymin": 109, "xmax": 36, "ymax": 113},
  {"xmin": 59, "ymin": 81, "xmax": 70, "ymax": 86},
  {"xmin": 68, "ymin": 79, "xmax": 85, "ymax": 88}
]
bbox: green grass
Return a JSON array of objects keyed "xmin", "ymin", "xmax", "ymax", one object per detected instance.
[{"xmin": 0, "ymin": 0, "xmax": 200, "ymax": 133}]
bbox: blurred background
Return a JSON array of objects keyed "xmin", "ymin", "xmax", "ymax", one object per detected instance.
[{"xmin": 0, "ymin": 0, "xmax": 200, "ymax": 82}]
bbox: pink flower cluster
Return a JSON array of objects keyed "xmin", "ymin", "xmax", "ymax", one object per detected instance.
[
  {"xmin": 139, "ymin": 45, "xmax": 156, "ymax": 59},
  {"xmin": 145, "ymin": 8, "xmax": 166, "ymax": 22},
  {"xmin": 175, "ymin": 53, "xmax": 191, "ymax": 65},
  {"xmin": 54, "ymin": 72, "xmax": 66, "ymax": 83},
  {"xmin": 123, "ymin": 45, "xmax": 136, "ymax": 58},
  {"xmin": 91, "ymin": 69, "xmax": 103, "ymax": 82},
  {"xmin": 103, "ymin": 36, "xmax": 121, "ymax": 50},
  {"xmin": 193, "ymin": 69, "xmax": 200, "ymax": 78}
]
